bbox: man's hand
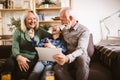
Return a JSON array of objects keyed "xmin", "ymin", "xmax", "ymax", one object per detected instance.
[
  {"xmin": 17, "ymin": 55, "xmax": 30, "ymax": 72},
  {"xmin": 53, "ymin": 53, "xmax": 69, "ymax": 65}
]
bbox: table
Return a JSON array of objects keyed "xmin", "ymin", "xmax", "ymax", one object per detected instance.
[
  {"xmin": 0, "ymin": 35, "xmax": 12, "ymax": 45},
  {"xmin": 0, "ymin": 38, "xmax": 12, "ymax": 45}
]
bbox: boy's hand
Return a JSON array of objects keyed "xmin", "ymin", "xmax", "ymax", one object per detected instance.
[
  {"xmin": 28, "ymin": 29, "xmax": 34, "ymax": 38},
  {"xmin": 44, "ymin": 39, "xmax": 56, "ymax": 48}
]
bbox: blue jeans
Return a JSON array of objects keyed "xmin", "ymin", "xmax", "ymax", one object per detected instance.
[{"xmin": 28, "ymin": 61, "xmax": 54, "ymax": 80}]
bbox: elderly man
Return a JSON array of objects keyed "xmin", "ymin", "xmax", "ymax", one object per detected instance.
[{"xmin": 53, "ymin": 7, "xmax": 90, "ymax": 80}]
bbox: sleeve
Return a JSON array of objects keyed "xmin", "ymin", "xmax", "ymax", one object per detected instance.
[
  {"xmin": 12, "ymin": 29, "xmax": 21, "ymax": 58},
  {"xmin": 31, "ymin": 37, "xmax": 49, "ymax": 47},
  {"xmin": 67, "ymin": 29, "xmax": 90, "ymax": 63},
  {"xmin": 31, "ymin": 37, "xmax": 39, "ymax": 47},
  {"xmin": 37, "ymin": 38, "xmax": 48, "ymax": 47},
  {"xmin": 39, "ymin": 27, "xmax": 52, "ymax": 39},
  {"xmin": 56, "ymin": 40, "xmax": 67, "ymax": 54}
]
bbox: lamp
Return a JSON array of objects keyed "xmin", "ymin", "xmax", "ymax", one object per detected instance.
[
  {"xmin": 100, "ymin": 10, "xmax": 120, "ymax": 40},
  {"xmin": 118, "ymin": 13, "xmax": 120, "ymax": 17}
]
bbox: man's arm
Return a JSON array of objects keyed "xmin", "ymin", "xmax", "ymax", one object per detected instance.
[{"xmin": 67, "ymin": 30, "xmax": 90, "ymax": 63}]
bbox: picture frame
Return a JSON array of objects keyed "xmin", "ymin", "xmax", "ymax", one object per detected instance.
[
  {"xmin": 60, "ymin": 0, "xmax": 72, "ymax": 8},
  {"xmin": 0, "ymin": 4, "xmax": 3, "ymax": 9},
  {"xmin": 13, "ymin": 0, "xmax": 23, "ymax": 9},
  {"xmin": 24, "ymin": 0, "xmax": 30, "ymax": 9},
  {"xmin": 70, "ymin": 0, "xmax": 72, "ymax": 8}
]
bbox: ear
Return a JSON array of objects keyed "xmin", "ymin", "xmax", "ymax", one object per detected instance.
[{"xmin": 69, "ymin": 16, "xmax": 73, "ymax": 20}]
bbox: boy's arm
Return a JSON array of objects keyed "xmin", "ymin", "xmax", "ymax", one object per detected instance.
[
  {"xmin": 31, "ymin": 37, "xmax": 38, "ymax": 47},
  {"xmin": 56, "ymin": 41, "xmax": 67, "ymax": 54}
]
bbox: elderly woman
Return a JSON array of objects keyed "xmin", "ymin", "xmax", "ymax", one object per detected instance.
[{"xmin": 1, "ymin": 10, "xmax": 51, "ymax": 80}]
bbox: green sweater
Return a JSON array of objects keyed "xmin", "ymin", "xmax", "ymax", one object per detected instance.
[{"xmin": 12, "ymin": 27, "xmax": 52, "ymax": 59}]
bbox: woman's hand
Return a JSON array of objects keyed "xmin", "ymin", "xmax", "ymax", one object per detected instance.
[
  {"xmin": 53, "ymin": 53, "xmax": 69, "ymax": 65},
  {"xmin": 28, "ymin": 29, "xmax": 34, "ymax": 38},
  {"xmin": 16, "ymin": 55, "xmax": 30, "ymax": 72}
]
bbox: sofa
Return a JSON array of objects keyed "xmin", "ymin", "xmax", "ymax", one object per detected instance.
[{"xmin": 0, "ymin": 37, "xmax": 120, "ymax": 80}]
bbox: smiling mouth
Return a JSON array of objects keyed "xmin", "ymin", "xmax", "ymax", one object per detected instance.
[
  {"xmin": 29, "ymin": 22, "xmax": 35, "ymax": 25},
  {"xmin": 53, "ymin": 28, "xmax": 58, "ymax": 31},
  {"xmin": 53, "ymin": 29, "xmax": 56, "ymax": 31}
]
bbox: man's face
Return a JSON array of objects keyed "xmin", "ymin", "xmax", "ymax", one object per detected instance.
[
  {"xmin": 60, "ymin": 13, "xmax": 69, "ymax": 25},
  {"xmin": 60, "ymin": 14, "xmax": 72, "ymax": 29},
  {"xmin": 25, "ymin": 12, "xmax": 37, "ymax": 29},
  {"xmin": 60, "ymin": 13, "xmax": 72, "ymax": 29}
]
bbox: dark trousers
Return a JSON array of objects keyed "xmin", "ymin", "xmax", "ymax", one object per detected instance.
[
  {"xmin": 53, "ymin": 54, "xmax": 90, "ymax": 80},
  {"xmin": 1, "ymin": 56, "xmax": 38, "ymax": 80}
]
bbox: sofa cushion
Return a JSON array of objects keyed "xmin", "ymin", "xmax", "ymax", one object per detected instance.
[
  {"xmin": 87, "ymin": 34, "xmax": 94, "ymax": 57},
  {"xmin": 95, "ymin": 45, "xmax": 120, "ymax": 68},
  {"xmin": 89, "ymin": 62, "xmax": 112, "ymax": 80},
  {"xmin": 0, "ymin": 45, "xmax": 12, "ymax": 59}
]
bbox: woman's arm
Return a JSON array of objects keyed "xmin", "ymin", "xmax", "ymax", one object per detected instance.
[
  {"xmin": 12, "ymin": 29, "xmax": 30, "ymax": 71},
  {"xmin": 38, "ymin": 27, "xmax": 52, "ymax": 39},
  {"xmin": 12, "ymin": 29, "xmax": 21, "ymax": 58}
]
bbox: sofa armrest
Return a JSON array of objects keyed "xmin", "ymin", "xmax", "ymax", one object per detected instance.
[
  {"xmin": 111, "ymin": 52, "xmax": 120, "ymax": 80},
  {"xmin": 90, "ymin": 46, "xmax": 101, "ymax": 62},
  {"xmin": 95, "ymin": 45, "xmax": 120, "ymax": 80},
  {"xmin": 0, "ymin": 45, "xmax": 12, "ymax": 59}
]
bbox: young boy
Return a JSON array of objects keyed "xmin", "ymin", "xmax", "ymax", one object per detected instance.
[{"xmin": 28, "ymin": 25, "xmax": 67, "ymax": 80}]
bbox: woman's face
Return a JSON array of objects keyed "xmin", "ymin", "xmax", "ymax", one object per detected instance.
[
  {"xmin": 25, "ymin": 12, "xmax": 37, "ymax": 29},
  {"xmin": 52, "ymin": 26, "xmax": 61, "ymax": 35}
]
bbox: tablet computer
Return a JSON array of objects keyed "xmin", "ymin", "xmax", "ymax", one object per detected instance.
[{"xmin": 35, "ymin": 47, "xmax": 62, "ymax": 61}]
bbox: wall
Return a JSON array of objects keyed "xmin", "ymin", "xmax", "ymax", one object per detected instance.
[
  {"xmin": 2, "ymin": 11, "xmax": 27, "ymax": 35},
  {"xmin": 0, "ymin": 12, "xmax": 2, "ymax": 35},
  {"xmin": 0, "ymin": 0, "xmax": 34, "ymax": 45},
  {"xmin": 72, "ymin": 0, "xmax": 120, "ymax": 44},
  {"xmin": 0, "ymin": 0, "xmax": 33, "ymax": 35},
  {"xmin": 1, "ymin": 0, "xmax": 120, "ymax": 44},
  {"xmin": 0, "ymin": 0, "xmax": 70, "ymax": 36}
]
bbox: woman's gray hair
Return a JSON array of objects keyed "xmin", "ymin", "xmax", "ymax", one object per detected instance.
[{"xmin": 20, "ymin": 10, "xmax": 39, "ymax": 32}]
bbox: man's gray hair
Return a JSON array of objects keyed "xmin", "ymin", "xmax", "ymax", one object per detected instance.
[{"xmin": 59, "ymin": 7, "xmax": 76, "ymax": 20}]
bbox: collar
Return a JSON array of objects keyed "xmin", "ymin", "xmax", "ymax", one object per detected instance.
[
  {"xmin": 51, "ymin": 37, "xmax": 61, "ymax": 40},
  {"xmin": 71, "ymin": 21, "xmax": 78, "ymax": 30}
]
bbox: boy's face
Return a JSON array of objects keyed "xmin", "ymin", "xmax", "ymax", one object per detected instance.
[{"xmin": 52, "ymin": 26, "xmax": 61, "ymax": 35}]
